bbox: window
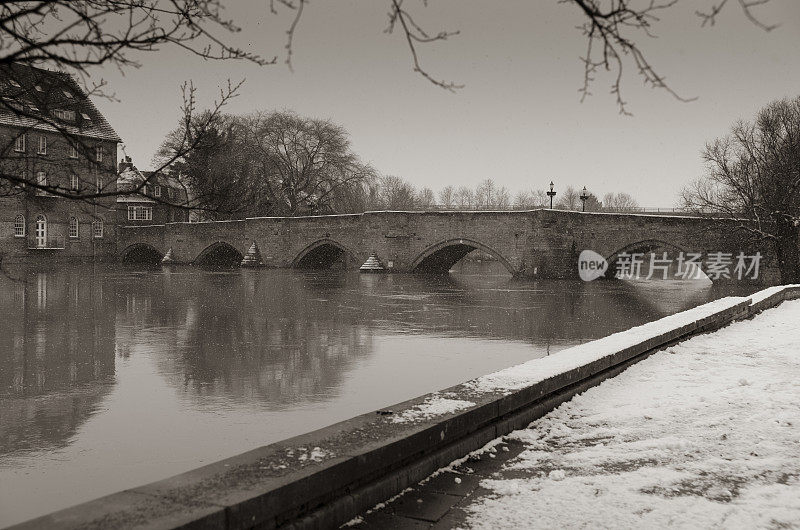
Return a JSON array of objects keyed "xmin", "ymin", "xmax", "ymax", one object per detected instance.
[
  {"xmin": 69, "ymin": 217, "xmax": 79, "ymax": 238},
  {"xmin": 128, "ymin": 205, "xmax": 153, "ymax": 221},
  {"xmin": 35, "ymin": 85, "xmax": 43, "ymax": 92},
  {"xmin": 14, "ymin": 134, "xmax": 25, "ymax": 153},
  {"xmin": 95, "ymin": 176, "xmax": 102, "ymax": 193},
  {"xmin": 37, "ymin": 135, "xmax": 47, "ymax": 155},
  {"xmin": 70, "ymin": 174, "xmax": 79, "ymax": 191},
  {"xmin": 154, "ymin": 185, "xmax": 161, "ymax": 198},
  {"xmin": 13, "ymin": 215, "xmax": 25, "ymax": 237},
  {"xmin": 53, "ymin": 109, "xmax": 76, "ymax": 122},
  {"xmin": 95, "ymin": 146, "xmax": 103, "ymax": 162},
  {"xmin": 63, "ymin": 89, "xmax": 73, "ymax": 98},
  {"xmin": 80, "ymin": 112, "xmax": 91, "ymax": 121},
  {"xmin": 9, "ymin": 79, "xmax": 20, "ymax": 88},
  {"xmin": 92, "ymin": 219, "xmax": 103, "ymax": 238},
  {"xmin": 69, "ymin": 144, "xmax": 78, "ymax": 158},
  {"xmin": 36, "ymin": 171, "xmax": 47, "ymax": 195}
]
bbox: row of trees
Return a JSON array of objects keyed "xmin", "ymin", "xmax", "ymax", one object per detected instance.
[
  {"xmin": 154, "ymin": 109, "xmax": 640, "ymax": 217},
  {"xmin": 368, "ymin": 177, "xmax": 639, "ymax": 212}
]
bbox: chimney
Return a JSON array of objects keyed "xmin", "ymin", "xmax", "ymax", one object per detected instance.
[{"xmin": 118, "ymin": 155, "xmax": 134, "ymax": 173}]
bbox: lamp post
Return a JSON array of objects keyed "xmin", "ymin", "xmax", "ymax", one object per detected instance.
[
  {"xmin": 546, "ymin": 181, "xmax": 556, "ymax": 209},
  {"xmin": 580, "ymin": 186, "xmax": 590, "ymax": 212}
]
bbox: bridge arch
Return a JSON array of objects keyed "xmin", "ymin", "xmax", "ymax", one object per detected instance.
[
  {"xmin": 292, "ymin": 239, "xmax": 356, "ymax": 269},
  {"xmin": 411, "ymin": 238, "xmax": 516, "ymax": 275},
  {"xmin": 121, "ymin": 243, "xmax": 163, "ymax": 264},
  {"xmin": 604, "ymin": 239, "xmax": 702, "ymax": 280},
  {"xmin": 194, "ymin": 242, "xmax": 244, "ymax": 267}
]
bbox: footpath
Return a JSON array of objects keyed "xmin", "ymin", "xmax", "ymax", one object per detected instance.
[{"xmin": 350, "ymin": 298, "xmax": 800, "ymax": 529}]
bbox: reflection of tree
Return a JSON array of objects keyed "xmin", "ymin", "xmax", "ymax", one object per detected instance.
[
  {"xmin": 116, "ymin": 269, "xmax": 375, "ymax": 407},
  {"xmin": 115, "ymin": 264, "xmax": 743, "ymax": 409},
  {"xmin": 0, "ymin": 267, "xmax": 116, "ymax": 456}
]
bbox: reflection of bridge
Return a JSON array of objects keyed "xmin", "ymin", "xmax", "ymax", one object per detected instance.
[{"xmin": 119, "ymin": 210, "xmax": 778, "ymax": 282}]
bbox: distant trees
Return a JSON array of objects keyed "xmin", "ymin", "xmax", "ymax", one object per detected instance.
[
  {"xmin": 602, "ymin": 192, "xmax": 640, "ymax": 212},
  {"xmin": 682, "ymin": 96, "xmax": 800, "ymax": 283}
]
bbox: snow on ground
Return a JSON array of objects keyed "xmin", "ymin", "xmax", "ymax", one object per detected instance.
[
  {"xmin": 391, "ymin": 395, "xmax": 475, "ymax": 423},
  {"xmin": 461, "ymin": 300, "xmax": 800, "ymax": 529},
  {"xmin": 469, "ymin": 296, "xmax": 747, "ymax": 394}
]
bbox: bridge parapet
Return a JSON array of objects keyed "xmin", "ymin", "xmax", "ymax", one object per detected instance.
[{"xmin": 117, "ymin": 210, "xmax": 781, "ymax": 283}]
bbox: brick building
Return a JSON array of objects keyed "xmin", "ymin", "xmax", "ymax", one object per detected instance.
[
  {"xmin": 116, "ymin": 157, "xmax": 190, "ymax": 226},
  {"xmin": 0, "ymin": 63, "xmax": 120, "ymax": 263}
]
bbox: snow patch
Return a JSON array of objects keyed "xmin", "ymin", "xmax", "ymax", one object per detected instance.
[
  {"xmin": 469, "ymin": 297, "xmax": 747, "ymax": 394},
  {"xmin": 391, "ymin": 395, "xmax": 475, "ymax": 423}
]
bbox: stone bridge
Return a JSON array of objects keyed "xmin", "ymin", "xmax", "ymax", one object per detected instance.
[{"xmin": 117, "ymin": 210, "xmax": 780, "ymax": 282}]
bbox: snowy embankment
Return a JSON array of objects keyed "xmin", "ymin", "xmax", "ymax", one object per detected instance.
[{"xmin": 462, "ymin": 299, "xmax": 800, "ymax": 529}]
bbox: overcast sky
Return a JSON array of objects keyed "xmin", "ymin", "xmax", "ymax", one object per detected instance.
[{"xmin": 94, "ymin": 1, "xmax": 800, "ymax": 207}]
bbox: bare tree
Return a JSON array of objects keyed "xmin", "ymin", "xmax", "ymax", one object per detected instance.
[
  {"xmin": 454, "ymin": 185, "xmax": 474, "ymax": 208},
  {"xmin": 603, "ymin": 192, "xmax": 640, "ymax": 212},
  {"xmin": 275, "ymin": 0, "xmax": 780, "ymax": 114},
  {"xmin": 475, "ymin": 178, "xmax": 496, "ymax": 209},
  {"xmin": 495, "ymin": 186, "xmax": 511, "ymax": 209},
  {"xmin": 379, "ymin": 175, "xmax": 418, "ymax": 210},
  {"xmin": 417, "ymin": 187, "xmax": 436, "ymax": 209},
  {"xmin": 438, "ymin": 185, "xmax": 455, "ymax": 209},
  {"xmin": 155, "ymin": 110, "xmax": 376, "ymax": 217},
  {"xmin": 556, "ymin": 185, "xmax": 581, "ymax": 211},
  {"xmin": 682, "ymin": 96, "xmax": 800, "ymax": 283}
]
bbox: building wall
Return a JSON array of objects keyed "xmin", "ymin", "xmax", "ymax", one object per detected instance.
[{"xmin": 0, "ymin": 125, "xmax": 118, "ymax": 262}]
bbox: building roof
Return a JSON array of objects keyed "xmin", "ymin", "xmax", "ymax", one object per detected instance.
[
  {"xmin": 0, "ymin": 63, "xmax": 121, "ymax": 142},
  {"xmin": 116, "ymin": 165, "xmax": 186, "ymax": 203}
]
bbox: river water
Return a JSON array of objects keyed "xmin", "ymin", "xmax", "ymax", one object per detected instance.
[{"xmin": 0, "ymin": 261, "xmax": 759, "ymax": 526}]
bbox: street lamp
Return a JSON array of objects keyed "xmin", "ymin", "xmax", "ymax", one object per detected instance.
[
  {"xmin": 546, "ymin": 181, "xmax": 557, "ymax": 209},
  {"xmin": 580, "ymin": 186, "xmax": 590, "ymax": 212}
]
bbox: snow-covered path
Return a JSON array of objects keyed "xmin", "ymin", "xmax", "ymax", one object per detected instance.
[{"xmin": 459, "ymin": 300, "xmax": 800, "ymax": 529}]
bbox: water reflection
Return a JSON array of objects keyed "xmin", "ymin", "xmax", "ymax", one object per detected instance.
[
  {"xmin": 0, "ymin": 267, "xmax": 116, "ymax": 457},
  {"xmin": 0, "ymin": 262, "xmax": 759, "ymax": 526}
]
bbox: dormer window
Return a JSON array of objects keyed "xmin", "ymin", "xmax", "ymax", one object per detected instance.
[
  {"xmin": 35, "ymin": 85, "xmax": 43, "ymax": 92},
  {"xmin": 53, "ymin": 109, "xmax": 75, "ymax": 121},
  {"xmin": 63, "ymin": 90, "xmax": 73, "ymax": 98},
  {"xmin": 9, "ymin": 80, "xmax": 20, "ymax": 88},
  {"xmin": 81, "ymin": 112, "xmax": 91, "ymax": 120}
]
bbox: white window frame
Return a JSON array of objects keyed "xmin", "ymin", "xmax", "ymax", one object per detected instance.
[
  {"xmin": 95, "ymin": 146, "xmax": 103, "ymax": 162},
  {"xmin": 14, "ymin": 134, "xmax": 25, "ymax": 153},
  {"xmin": 92, "ymin": 219, "xmax": 103, "ymax": 238},
  {"xmin": 69, "ymin": 144, "xmax": 78, "ymax": 158},
  {"xmin": 69, "ymin": 217, "xmax": 79, "ymax": 238},
  {"xmin": 70, "ymin": 174, "xmax": 79, "ymax": 191},
  {"xmin": 154, "ymin": 185, "xmax": 161, "ymax": 198},
  {"xmin": 36, "ymin": 171, "xmax": 47, "ymax": 195},
  {"xmin": 37, "ymin": 135, "xmax": 47, "ymax": 155},
  {"xmin": 14, "ymin": 215, "xmax": 25, "ymax": 237},
  {"xmin": 128, "ymin": 205, "xmax": 153, "ymax": 221}
]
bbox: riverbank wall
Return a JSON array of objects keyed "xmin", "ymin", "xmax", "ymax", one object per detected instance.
[{"xmin": 12, "ymin": 285, "xmax": 800, "ymax": 530}]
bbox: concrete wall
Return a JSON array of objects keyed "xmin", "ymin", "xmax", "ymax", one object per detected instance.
[{"xmin": 119, "ymin": 210, "xmax": 781, "ymax": 282}]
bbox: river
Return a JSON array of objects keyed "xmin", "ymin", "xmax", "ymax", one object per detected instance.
[{"xmin": 0, "ymin": 261, "xmax": 759, "ymax": 526}]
